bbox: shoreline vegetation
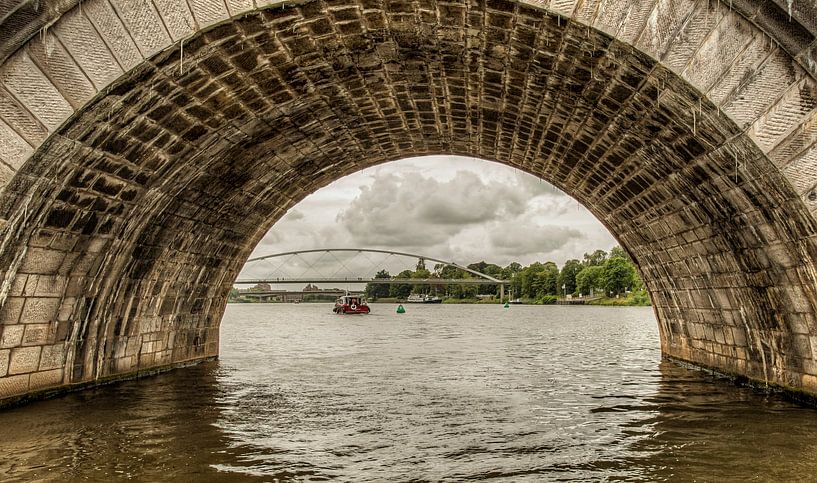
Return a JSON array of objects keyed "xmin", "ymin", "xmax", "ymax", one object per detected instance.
[
  {"xmin": 362, "ymin": 245, "xmax": 651, "ymax": 306},
  {"xmin": 368, "ymin": 292, "xmax": 652, "ymax": 306},
  {"xmin": 226, "ymin": 292, "xmax": 651, "ymax": 307},
  {"xmin": 231, "ymin": 246, "xmax": 651, "ymax": 306}
]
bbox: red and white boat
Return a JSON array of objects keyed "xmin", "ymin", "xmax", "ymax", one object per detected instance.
[{"xmin": 333, "ymin": 294, "xmax": 371, "ymax": 314}]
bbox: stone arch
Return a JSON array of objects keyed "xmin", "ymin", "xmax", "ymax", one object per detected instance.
[{"xmin": 2, "ymin": 0, "xmax": 817, "ymax": 403}]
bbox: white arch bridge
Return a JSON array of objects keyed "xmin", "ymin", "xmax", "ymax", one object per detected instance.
[{"xmin": 235, "ymin": 248, "xmax": 511, "ymax": 291}]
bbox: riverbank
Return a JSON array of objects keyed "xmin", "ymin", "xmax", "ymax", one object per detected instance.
[
  {"xmin": 584, "ymin": 291, "xmax": 651, "ymax": 306},
  {"xmin": 370, "ymin": 297, "xmax": 503, "ymax": 304},
  {"xmin": 229, "ymin": 291, "xmax": 653, "ymax": 306},
  {"xmin": 370, "ymin": 292, "xmax": 652, "ymax": 306}
]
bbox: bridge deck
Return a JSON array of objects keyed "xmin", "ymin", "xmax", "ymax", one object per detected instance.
[{"xmin": 234, "ymin": 278, "xmax": 509, "ymax": 285}]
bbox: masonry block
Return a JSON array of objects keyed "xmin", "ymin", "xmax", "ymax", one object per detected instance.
[
  {"xmin": 188, "ymin": 0, "xmax": 230, "ymax": 27},
  {"xmin": 108, "ymin": 0, "xmax": 172, "ymax": 59},
  {"xmin": 8, "ymin": 346, "xmax": 41, "ymax": 374},
  {"xmin": 38, "ymin": 343, "xmax": 65, "ymax": 371},
  {"xmin": 0, "ymin": 50, "xmax": 74, "ymax": 131},
  {"xmin": 0, "ymin": 297, "xmax": 25, "ymax": 324},
  {"xmin": 27, "ymin": 30, "xmax": 97, "ymax": 109},
  {"xmin": 794, "ymin": 334, "xmax": 813, "ymax": 357},
  {"xmin": 32, "ymin": 275, "xmax": 67, "ymax": 297},
  {"xmin": 19, "ymin": 248, "xmax": 66, "ymax": 275},
  {"xmin": 113, "ymin": 355, "xmax": 137, "ymax": 373},
  {"xmin": 8, "ymin": 274, "xmax": 27, "ymax": 296},
  {"xmin": 53, "ymin": 7, "xmax": 124, "ymax": 89},
  {"xmin": 29, "ymin": 368, "xmax": 63, "ymax": 390},
  {"xmin": 55, "ymin": 299, "xmax": 76, "ymax": 324},
  {"xmin": 22, "ymin": 323, "xmax": 52, "ymax": 346},
  {"xmin": 0, "ymin": 374, "xmax": 29, "ymax": 396},
  {"xmin": 83, "ymin": 0, "xmax": 144, "ymax": 71},
  {"xmin": 802, "ymin": 374, "xmax": 817, "ymax": 393},
  {"xmin": 0, "ymin": 324, "xmax": 24, "ymax": 348},
  {"xmin": 0, "ymin": 117, "xmax": 32, "ymax": 169},
  {"xmin": 0, "ymin": 349, "xmax": 8, "ymax": 377},
  {"xmin": 20, "ymin": 298, "xmax": 61, "ymax": 324}
]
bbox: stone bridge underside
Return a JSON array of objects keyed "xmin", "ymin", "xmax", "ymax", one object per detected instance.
[{"xmin": 4, "ymin": 0, "xmax": 817, "ymax": 403}]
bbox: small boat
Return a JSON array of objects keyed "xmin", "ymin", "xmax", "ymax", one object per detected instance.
[
  {"xmin": 333, "ymin": 294, "xmax": 371, "ymax": 314},
  {"xmin": 405, "ymin": 294, "xmax": 443, "ymax": 304}
]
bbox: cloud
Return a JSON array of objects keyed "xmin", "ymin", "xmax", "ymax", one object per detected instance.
[
  {"xmin": 284, "ymin": 209, "xmax": 305, "ymax": 221},
  {"xmin": 488, "ymin": 222, "xmax": 585, "ymax": 257},
  {"xmin": 336, "ymin": 170, "xmax": 542, "ymax": 247},
  {"xmin": 246, "ymin": 155, "xmax": 619, "ymax": 281}
]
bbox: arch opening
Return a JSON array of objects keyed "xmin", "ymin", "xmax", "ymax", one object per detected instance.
[
  {"xmin": 234, "ymin": 155, "xmax": 626, "ymax": 302},
  {"xmin": 239, "ymin": 155, "xmax": 617, "ymax": 270},
  {"xmin": 1, "ymin": 0, "xmax": 817, "ymax": 404}
]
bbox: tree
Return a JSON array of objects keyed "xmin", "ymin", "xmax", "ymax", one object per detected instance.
[
  {"xmin": 468, "ymin": 261, "xmax": 501, "ymax": 295},
  {"xmin": 429, "ymin": 272, "xmax": 446, "ymax": 297},
  {"xmin": 437, "ymin": 264, "xmax": 469, "ymax": 298},
  {"xmin": 607, "ymin": 246, "xmax": 645, "ymax": 291},
  {"xmin": 602, "ymin": 256, "xmax": 636, "ymax": 296},
  {"xmin": 500, "ymin": 262, "xmax": 521, "ymax": 298},
  {"xmin": 468, "ymin": 260, "xmax": 489, "ymax": 273},
  {"xmin": 519, "ymin": 262, "xmax": 544, "ymax": 298},
  {"xmin": 503, "ymin": 262, "xmax": 524, "ymax": 299},
  {"xmin": 502, "ymin": 262, "xmax": 522, "ymax": 279},
  {"xmin": 412, "ymin": 264, "xmax": 432, "ymax": 294},
  {"xmin": 541, "ymin": 261, "xmax": 559, "ymax": 295},
  {"xmin": 390, "ymin": 269, "xmax": 414, "ymax": 298},
  {"xmin": 583, "ymin": 249, "xmax": 608, "ymax": 267},
  {"xmin": 517, "ymin": 261, "xmax": 559, "ymax": 298},
  {"xmin": 558, "ymin": 259, "xmax": 582, "ymax": 295},
  {"xmin": 365, "ymin": 269, "xmax": 391, "ymax": 299},
  {"xmin": 631, "ymin": 270, "xmax": 645, "ymax": 291},
  {"xmin": 576, "ymin": 265, "xmax": 605, "ymax": 296},
  {"xmin": 609, "ymin": 245, "xmax": 628, "ymax": 261}
]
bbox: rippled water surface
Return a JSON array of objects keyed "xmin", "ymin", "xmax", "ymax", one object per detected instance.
[{"xmin": 2, "ymin": 304, "xmax": 817, "ymax": 481}]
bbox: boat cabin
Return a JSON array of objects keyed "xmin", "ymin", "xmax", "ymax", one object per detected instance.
[{"xmin": 333, "ymin": 294, "xmax": 371, "ymax": 314}]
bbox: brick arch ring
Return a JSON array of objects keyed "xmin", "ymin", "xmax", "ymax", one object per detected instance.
[{"xmin": 1, "ymin": 0, "xmax": 817, "ymax": 404}]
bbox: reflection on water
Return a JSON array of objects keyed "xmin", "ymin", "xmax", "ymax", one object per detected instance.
[
  {"xmin": 626, "ymin": 361, "xmax": 817, "ymax": 481},
  {"xmin": 1, "ymin": 304, "xmax": 816, "ymax": 481}
]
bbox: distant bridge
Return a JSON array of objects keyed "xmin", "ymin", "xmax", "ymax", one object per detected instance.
[
  {"xmin": 239, "ymin": 289, "xmax": 349, "ymax": 303},
  {"xmin": 235, "ymin": 248, "xmax": 510, "ymax": 288},
  {"xmin": 236, "ymin": 278, "xmax": 503, "ymax": 285}
]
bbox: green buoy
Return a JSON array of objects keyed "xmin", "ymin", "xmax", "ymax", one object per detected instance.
[
  {"xmin": 503, "ymin": 302, "xmax": 510, "ymax": 308},
  {"xmin": 396, "ymin": 304, "xmax": 406, "ymax": 314}
]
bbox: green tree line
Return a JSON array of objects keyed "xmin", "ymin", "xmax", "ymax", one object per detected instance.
[{"xmin": 364, "ymin": 246, "xmax": 645, "ymax": 303}]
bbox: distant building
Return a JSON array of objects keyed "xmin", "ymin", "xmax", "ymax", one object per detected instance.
[{"xmin": 245, "ymin": 283, "xmax": 272, "ymax": 293}]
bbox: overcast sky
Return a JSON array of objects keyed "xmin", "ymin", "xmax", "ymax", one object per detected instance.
[{"xmin": 239, "ymin": 155, "xmax": 617, "ymax": 281}]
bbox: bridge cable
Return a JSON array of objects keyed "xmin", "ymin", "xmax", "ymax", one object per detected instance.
[
  {"xmin": 327, "ymin": 250, "xmax": 353, "ymax": 279},
  {"xmin": 240, "ymin": 249, "xmax": 505, "ymax": 284},
  {"xmin": 357, "ymin": 250, "xmax": 378, "ymax": 278},
  {"xmin": 295, "ymin": 252, "xmax": 323, "ymax": 279},
  {"xmin": 261, "ymin": 255, "xmax": 294, "ymax": 282},
  {"xmin": 359, "ymin": 251, "xmax": 394, "ymax": 280}
]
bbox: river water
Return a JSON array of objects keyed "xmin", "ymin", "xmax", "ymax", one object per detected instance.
[{"xmin": 2, "ymin": 304, "xmax": 817, "ymax": 481}]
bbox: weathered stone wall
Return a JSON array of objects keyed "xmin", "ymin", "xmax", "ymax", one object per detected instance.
[{"xmin": 2, "ymin": 0, "xmax": 817, "ymax": 404}]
